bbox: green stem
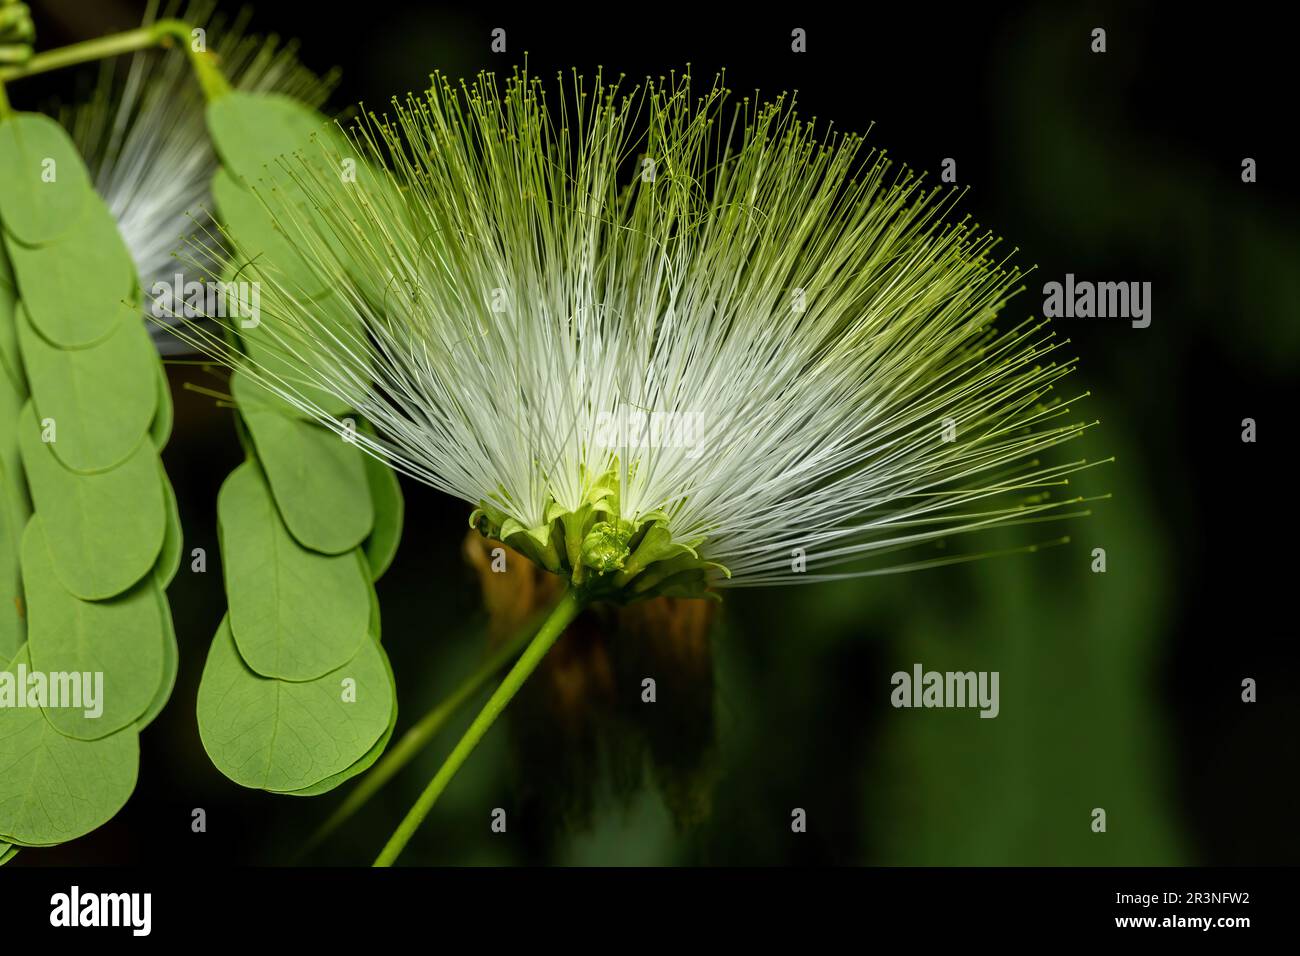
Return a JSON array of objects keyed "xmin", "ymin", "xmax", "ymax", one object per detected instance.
[
  {"xmin": 0, "ymin": 24, "xmax": 158, "ymax": 81},
  {"xmin": 0, "ymin": 19, "xmax": 229, "ymax": 99},
  {"xmin": 299, "ymin": 601, "xmax": 558, "ymax": 858},
  {"xmin": 373, "ymin": 588, "xmax": 586, "ymax": 867}
]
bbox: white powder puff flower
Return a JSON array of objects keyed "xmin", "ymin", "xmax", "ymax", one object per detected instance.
[
  {"xmin": 190, "ymin": 68, "xmax": 1104, "ymax": 598},
  {"xmin": 174, "ymin": 67, "xmax": 1110, "ymax": 866}
]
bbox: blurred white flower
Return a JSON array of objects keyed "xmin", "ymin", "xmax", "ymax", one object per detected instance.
[{"xmin": 61, "ymin": 0, "xmax": 335, "ymax": 352}]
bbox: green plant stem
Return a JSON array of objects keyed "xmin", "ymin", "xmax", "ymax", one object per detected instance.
[
  {"xmin": 299, "ymin": 601, "xmax": 558, "ymax": 857},
  {"xmin": 0, "ymin": 19, "xmax": 229, "ymax": 99},
  {"xmin": 373, "ymin": 588, "xmax": 586, "ymax": 867},
  {"xmin": 0, "ymin": 24, "xmax": 157, "ymax": 81}
]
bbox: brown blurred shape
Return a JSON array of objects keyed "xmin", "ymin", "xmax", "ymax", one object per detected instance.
[{"xmin": 463, "ymin": 531, "xmax": 719, "ymax": 831}]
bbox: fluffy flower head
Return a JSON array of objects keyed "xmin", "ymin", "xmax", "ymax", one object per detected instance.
[{"xmin": 188, "ymin": 68, "xmax": 1101, "ymax": 598}]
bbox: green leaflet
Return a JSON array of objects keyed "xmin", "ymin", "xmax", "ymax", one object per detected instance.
[
  {"xmin": 0, "ymin": 459, "xmax": 23, "ymax": 662},
  {"xmin": 0, "ymin": 844, "xmax": 16, "ymax": 866},
  {"xmin": 0, "ymin": 377, "xmax": 30, "ymax": 527},
  {"xmin": 211, "ymin": 168, "xmax": 328, "ymax": 300},
  {"xmin": 149, "ymin": 362, "xmax": 174, "ymax": 451},
  {"xmin": 207, "ymin": 92, "xmax": 328, "ymax": 192},
  {"xmin": 135, "ymin": 585, "xmax": 178, "ymax": 733},
  {"xmin": 232, "ymin": 372, "xmax": 373, "ymax": 554},
  {"xmin": 238, "ymin": 288, "xmax": 359, "ymax": 418},
  {"xmin": 17, "ymin": 400, "xmax": 165, "ymax": 600},
  {"xmin": 16, "ymin": 300, "xmax": 157, "ymax": 473},
  {"xmin": 212, "ymin": 168, "xmax": 366, "ymax": 422},
  {"xmin": 0, "ymin": 113, "xmax": 91, "ymax": 246},
  {"xmin": 196, "ymin": 615, "xmax": 393, "ymax": 792},
  {"xmin": 218, "ymin": 460, "xmax": 369, "ymax": 681},
  {"xmin": 208, "ymin": 93, "xmax": 398, "ymax": 317},
  {"xmin": 0, "ymin": 236, "xmax": 27, "ymax": 666},
  {"xmin": 0, "ymin": 834, "xmax": 59, "ymax": 849},
  {"xmin": 0, "ymin": 274, "xmax": 23, "ymax": 393},
  {"xmin": 0, "ymin": 535, "xmax": 21, "ymax": 659},
  {"xmin": 361, "ymin": 445, "xmax": 403, "ymax": 580},
  {"xmin": 0, "ymin": 231, "xmax": 11, "ymax": 286},
  {"xmin": 21, "ymin": 516, "xmax": 165, "ymax": 740},
  {"xmin": 0, "ymin": 645, "xmax": 139, "ymax": 846},
  {"xmin": 154, "ymin": 464, "xmax": 182, "ymax": 589},
  {"xmin": 367, "ymin": 573, "xmax": 382, "ymax": 642},
  {"xmin": 285, "ymin": 636, "xmax": 398, "ymax": 796},
  {"xmin": 4, "ymin": 194, "xmax": 136, "ymax": 349}
]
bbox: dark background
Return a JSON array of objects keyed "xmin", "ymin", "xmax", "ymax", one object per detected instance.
[{"xmin": 6, "ymin": 0, "xmax": 1295, "ymax": 865}]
